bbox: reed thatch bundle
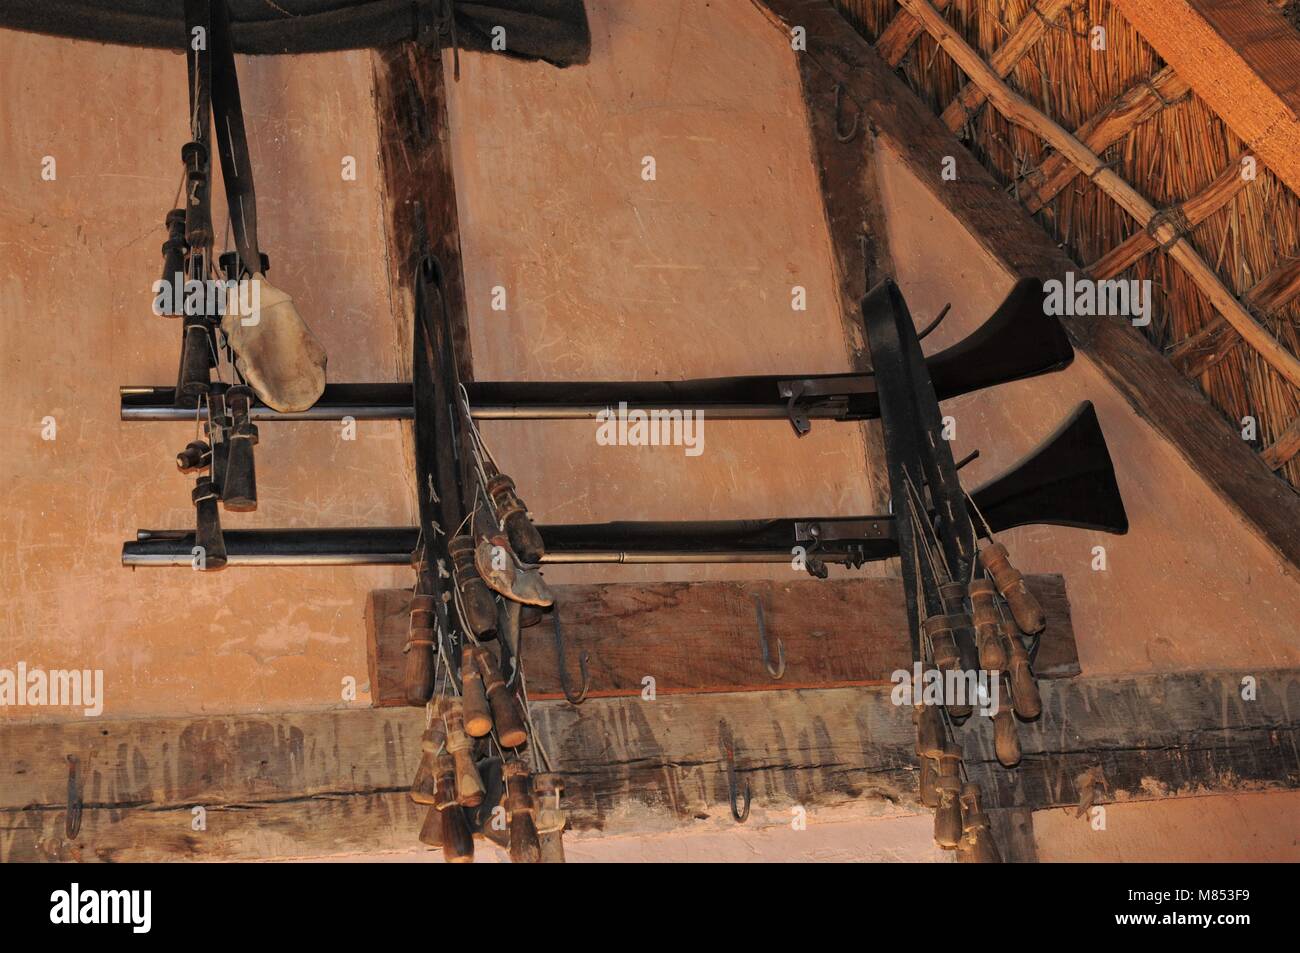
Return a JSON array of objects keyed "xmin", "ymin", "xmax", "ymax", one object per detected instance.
[{"xmin": 831, "ymin": 0, "xmax": 1300, "ymax": 487}]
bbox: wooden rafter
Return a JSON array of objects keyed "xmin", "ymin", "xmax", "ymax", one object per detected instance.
[
  {"xmin": 1023, "ymin": 66, "xmax": 1192, "ymax": 214},
  {"xmin": 1087, "ymin": 151, "xmax": 1250, "ymax": 280},
  {"xmin": 1170, "ymin": 255, "xmax": 1300, "ymax": 377},
  {"xmin": 1110, "ymin": 0, "xmax": 1300, "ymax": 198},
  {"xmin": 1262, "ymin": 415, "xmax": 1300, "ymax": 471},
  {"xmin": 875, "ymin": 0, "xmax": 953, "ymax": 66},
  {"xmin": 938, "ymin": 0, "xmax": 1073, "ymax": 134},
  {"xmin": 895, "ymin": 0, "xmax": 1300, "ymax": 390}
]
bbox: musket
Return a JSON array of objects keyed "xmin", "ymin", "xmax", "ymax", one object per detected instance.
[{"xmin": 122, "ymin": 406, "xmax": 1127, "ymax": 566}]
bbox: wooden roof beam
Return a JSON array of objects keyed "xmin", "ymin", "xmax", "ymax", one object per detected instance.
[
  {"xmin": 5, "ymin": 669, "xmax": 1300, "ymax": 860},
  {"xmin": 1262, "ymin": 415, "xmax": 1300, "ymax": 471},
  {"xmin": 875, "ymin": 0, "xmax": 952, "ymax": 67},
  {"xmin": 1110, "ymin": 0, "xmax": 1300, "ymax": 197}
]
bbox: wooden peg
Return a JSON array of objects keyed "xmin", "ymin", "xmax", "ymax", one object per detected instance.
[
  {"xmin": 999, "ymin": 619, "xmax": 1042, "ymax": 719},
  {"xmin": 444, "ymin": 704, "xmax": 485, "ymax": 808},
  {"xmin": 958, "ymin": 782, "xmax": 1002, "ymax": 863},
  {"xmin": 474, "ymin": 646, "xmax": 528, "ymax": 748},
  {"xmin": 460, "ymin": 658, "xmax": 493, "ymax": 737},
  {"xmin": 417, "ymin": 804, "xmax": 442, "ymax": 847},
  {"xmin": 403, "ymin": 593, "xmax": 437, "ymax": 707},
  {"xmin": 434, "ymin": 753, "xmax": 474, "ymax": 863},
  {"xmin": 410, "ymin": 725, "xmax": 441, "ymax": 805},
  {"xmin": 934, "ymin": 744, "xmax": 964, "ymax": 849},
  {"xmin": 938, "ymin": 580, "xmax": 980, "ymax": 673},
  {"xmin": 486, "ymin": 472, "xmax": 545, "ymax": 564},
  {"xmin": 503, "ymin": 760, "xmax": 541, "ymax": 864},
  {"xmin": 922, "ymin": 614, "xmax": 971, "ymax": 719},
  {"xmin": 448, "ymin": 535, "xmax": 499, "ymax": 640},
  {"xmin": 979, "ymin": 543, "xmax": 1045, "ymax": 635},
  {"xmin": 992, "ymin": 690, "xmax": 1022, "ymax": 768},
  {"xmin": 533, "ymin": 773, "xmax": 567, "ymax": 864},
  {"xmin": 967, "ymin": 578, "xmax": 1008, "ymax": 671}
]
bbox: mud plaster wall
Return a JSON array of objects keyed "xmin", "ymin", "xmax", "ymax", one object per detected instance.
[
  {"xmin": 874, "ymin": 146, "xmax": 1300, "ymax": 677},
  {"xmin": 0, "ymin": 33, "xmax": 415, "ymax": 720},
  {"xmin": 0, "ymin": 0, "xmax": 880, "ymax": 722},
  {"xmin": 445, "ymin": 0, "xmax": 879, "ymax": 587},
  {"xmin": 1033, "ymin": 790, "xmax": 1300, "ymax": 861}
]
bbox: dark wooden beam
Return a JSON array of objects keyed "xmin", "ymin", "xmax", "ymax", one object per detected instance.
[
  {"xmin": 371, "ymin": 43, "xmax": 474, "ymax": 380},
  {"xmin": 751, "ymin": 0, "xmax": 1300, "ymax": 571},
  {"xmin": 367, "ymin": 576, "xmax": 1079, "ymax": 706},
  {"xmin": 4, "ymin": 669, "xmax": 1298, "ymax": 861},
  {"xmin": 794, "ymin": 52, "xmax": 896, "ymax": 514}
]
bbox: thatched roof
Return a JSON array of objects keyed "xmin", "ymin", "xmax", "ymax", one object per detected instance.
[{"xmin": 832, "ymin": 0, "xmax": 1300, "ymax": 489}]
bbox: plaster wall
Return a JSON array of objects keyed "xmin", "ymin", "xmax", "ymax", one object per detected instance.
[
  {"xmin": 445, "ymin": 0, "xmax": 879, "ymax": 586},
  {"xmin": 0, "ymin": 33, "xmax": 414, "ymax": 720}
]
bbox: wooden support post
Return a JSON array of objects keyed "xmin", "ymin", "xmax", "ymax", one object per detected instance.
[
  {"xmin": 749, "ymin": 0, "xmax": 1300, "ymax": 570},
  {"xmin": 938, "ymin": 0, "xmax": 1073, "ymax": 134},
  {"xmin": 1110, "ymin": 0, "xmax": 1300, "ymax": 197},
  {"xmin": 1023, "ymin": 67, "xmax": 1192, "ymax": 214},
  {"xmin": 895, "ymin": 0, "xmax": 1300, "ymax": 390},
  {"xmin": 1087, "ymin": 153, "xmax": 1250, "ymax": 280},
  {"xmin": 875, "ymin": 0, "xmax": 953, "ymax": 67}
]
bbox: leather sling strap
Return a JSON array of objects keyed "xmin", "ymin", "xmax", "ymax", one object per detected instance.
[
  {"xmin": 182, "ymin": 0, "xmax": 213, "ymax": 254},
  {"xmin": 209, "ymin": 0, "xmax": 261, "ymax": 276}
]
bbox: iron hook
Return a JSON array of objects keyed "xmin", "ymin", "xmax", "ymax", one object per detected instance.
[
  {"xmin": 833, "ymin": 83, "xmax": 860, "ymax": 143},
  {"xmin": 753, "ymin": 595, "xmax": 786, "ymax": 680},
  {"xmin": 65, "ymin": 754, "xmax": 83, "ymax": 839},
  {"xmin": 552, "ymin": 613, "xmax": 590, "ymax": 705},
  {"xmin": 725, "ymin": 745, "xmax": 752, "ymax": 823}
]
